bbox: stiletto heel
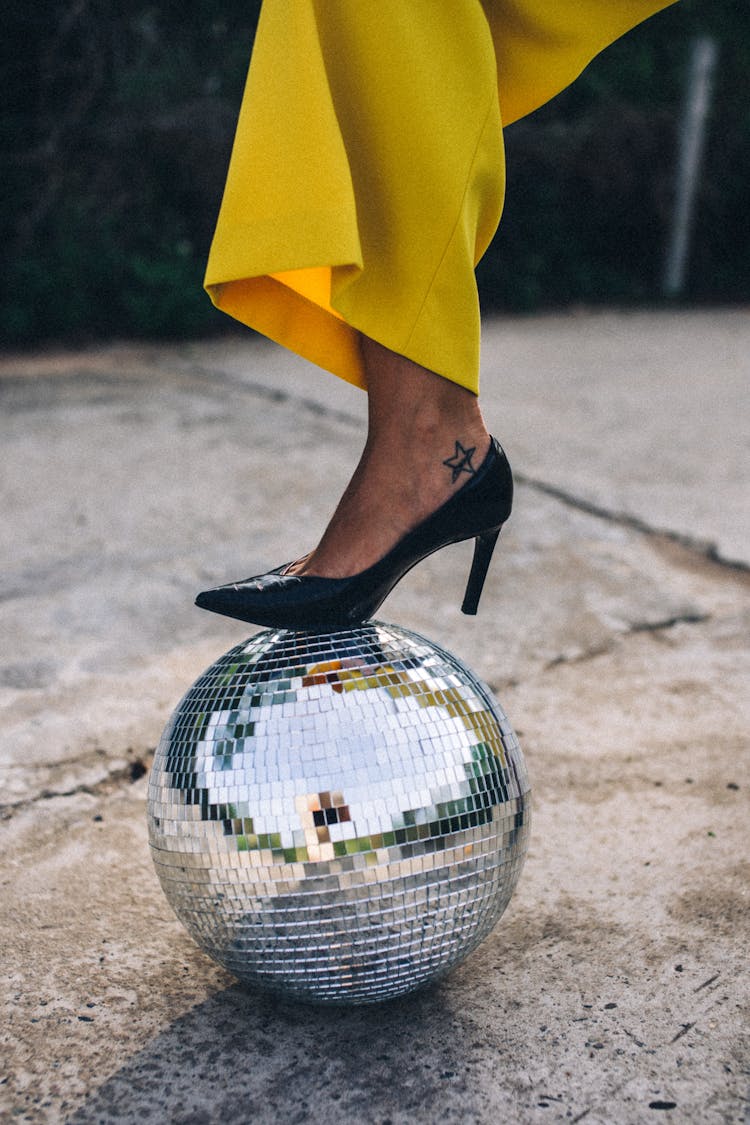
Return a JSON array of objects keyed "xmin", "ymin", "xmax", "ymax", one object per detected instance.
[
  {"xmin": 461, "ymin": 527, "xmax": 502, "ymax": 616},
  {"xmin": 196, "ymin": 437, "xmax": 513, "ymax": 631}
]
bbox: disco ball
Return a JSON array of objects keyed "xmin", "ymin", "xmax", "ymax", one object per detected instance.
[{"xmin": 147, "ymin": 622, "xmax": 530, "ymax": 1004}]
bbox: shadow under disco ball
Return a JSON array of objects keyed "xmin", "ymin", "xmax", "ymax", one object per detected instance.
[{"xmin": 147, "ymin": 622, "xmax": 531, "ymax": 1004}]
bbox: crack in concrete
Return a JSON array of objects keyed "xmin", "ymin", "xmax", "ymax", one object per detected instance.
[
  {"xmin": 516, "ymin": 473, "xmax": 749, "ymax": 575},
  {"xmin": 545, "ymin": 643, "xmax": 615, "ymax": 670},
  {"xmin": 544, "ymin": 610, "xmax": 712, "ymax": 670},
  {"xmin": 0, "ymin": 755, "xmax": 153, "ymax": 822},
  {"xmin": 694, "ymin": 973, "xmax": 720, "ymax": 992},
  {"xmin": 628, "ymin": 610, "xmax": 711, "ymax": 633},
  {"xmin": 670, "ymin": 1022, "xmax": 696, "ymax": 1044},
  {"xmin": 8, "ymin": 749, "xmax": 112, "ymax": 771},
  {"xmin": 178, "ymin": 361, "xmax": 363, "ymax": 430}
]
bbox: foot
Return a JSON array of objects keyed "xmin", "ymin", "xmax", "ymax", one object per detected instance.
[
  {"xmin": 288, "ymin": 429, "xmax": 491, "ymax": 578},
  {"xmin": 287, "ymin": 338, "xmax": 491, "ymax": 579},
  {"xmin": 196, "ymin": 437, "xmax": 511, "ymax": 629}
]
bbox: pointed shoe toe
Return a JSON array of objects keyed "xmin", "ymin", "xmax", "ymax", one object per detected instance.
[
  {"xmin": 195, "ymin": 570, "xmax": 352, "ymax": 631},
  {"xmin": 194, "ymin": 437, "xmax": 513, "ymax": 631}
]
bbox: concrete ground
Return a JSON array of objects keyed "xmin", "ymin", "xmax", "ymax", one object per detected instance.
[{"xmin": 1, "ymin": 310, "xmax": 748, "ymax": 1124}]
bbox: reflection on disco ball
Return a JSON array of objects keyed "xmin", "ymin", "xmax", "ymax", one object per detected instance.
[{"xmin": 147, "ymin": 622, "xmax": 531, "ymax": 1004}]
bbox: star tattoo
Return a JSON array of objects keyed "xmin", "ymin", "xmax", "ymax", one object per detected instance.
[{"xmin": 442, "ymin": 440, "xmax": 477, "ymax": 484}]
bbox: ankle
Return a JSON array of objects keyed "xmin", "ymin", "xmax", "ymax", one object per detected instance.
[
  {"xmin": 367, "ymin": 391, "xmax": 487, "ymax": 451},
  {"xmin": 361, "ymin": 334, "xmax": 486, "ymax": 432}
]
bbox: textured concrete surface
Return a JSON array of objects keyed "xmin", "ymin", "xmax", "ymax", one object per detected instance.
[{"xmin": 1, "ymin": 310, "xmax": 748, "ymax": 1124}]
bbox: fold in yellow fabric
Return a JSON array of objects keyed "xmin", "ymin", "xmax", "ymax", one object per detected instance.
[{"xmin": 205, "ymin": 0, "xmax": 677, "ymax": 394}]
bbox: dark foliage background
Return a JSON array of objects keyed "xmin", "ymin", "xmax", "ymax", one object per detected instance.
[{"xmin": 2, "ymin": 0, "xmax": 748, "ymax": 346}]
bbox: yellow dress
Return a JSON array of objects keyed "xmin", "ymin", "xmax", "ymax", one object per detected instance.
[{"xmin": 204, "ymin": 0, "xmax": 677, "ymax": 395}]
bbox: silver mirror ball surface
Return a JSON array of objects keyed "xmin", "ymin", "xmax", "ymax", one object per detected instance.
[{"xmin": 147, "ymin": 622, "xmax": 531, "ymax": 1004}]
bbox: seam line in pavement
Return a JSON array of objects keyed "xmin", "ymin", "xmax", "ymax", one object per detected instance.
[
  {"xmin": 515, "ymin": 473, "xmax": 749, "ymax": 575},
  {"xmin": 540, "ymin": 611, "xmax": 712, "ymax": 672}
]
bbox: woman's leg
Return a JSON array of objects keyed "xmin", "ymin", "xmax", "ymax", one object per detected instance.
[
  {"xmin": 201, "ymin": 1, "xmax": 507, "ymax": 623},
  {"xmin": 290, "ymin": 336, "xmax": 490, "ymax": 578}
]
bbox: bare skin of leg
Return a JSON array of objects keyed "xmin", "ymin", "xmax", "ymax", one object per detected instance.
[{"xmin": 288, "ymin": 334, "xmax": 491, "ymax": 579}]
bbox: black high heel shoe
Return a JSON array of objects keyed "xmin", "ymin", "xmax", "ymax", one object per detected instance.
[{"xmin": 195, "ymin": 437, "xmax": 512, "ymax": 631}]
